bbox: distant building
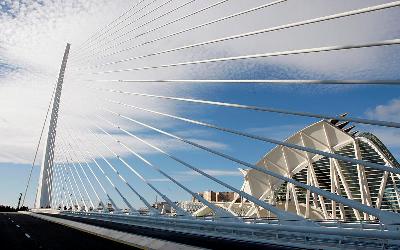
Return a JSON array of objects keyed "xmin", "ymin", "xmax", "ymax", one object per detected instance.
[
  {"xmin": 192, "ymin": 191, "xmax": 240, "ymax": 203},
  {"xmin": 177, "ymin": 201, "xmax": 204, "ymax": 214},
  {"xmin": 153, "ymin": 201, "xmax": 172, "ymax": 214},
  {"xmin": 106, "ymin": 202, "xmax": 114, "ymax": 212}
]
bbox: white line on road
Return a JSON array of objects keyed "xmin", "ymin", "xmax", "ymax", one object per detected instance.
[
  {"xmin": 25, "ymin": 233, "xmax": 31, "ymax": 239},
  {"xmin": 16, "ymin": 225, "xmax": 20, "ymax": 228}
]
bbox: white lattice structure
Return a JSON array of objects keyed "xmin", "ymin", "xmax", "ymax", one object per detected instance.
[{"xmin": 236, "ymin": 120, "xmax": 400, "ymax": 221}]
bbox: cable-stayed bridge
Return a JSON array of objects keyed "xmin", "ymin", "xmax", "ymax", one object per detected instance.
[{"xmin": 20, "ymin": 1, "xmax": 400, "ymax": 249}]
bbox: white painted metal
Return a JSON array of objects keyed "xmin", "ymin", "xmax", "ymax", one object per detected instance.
[
  {"xmin": 71, "ymin": 0, "xmax": 280, "ymax": 63},
  {"xmin": 61, "ymin": 135, "xmax": 101, "ymax": 207},
  {"xmin": 50, "ymin": 162, "xmax": 61, "ymax": 209},
  {"xmin": 62, "ymin": 211, "xmax": 400, "ymax": 249},
  {"xmin": 72, "ymin": 1, "xmax": 400, "ymax": 72},
  {"xmin": 88, "ymin": 128, "xmax": 159, "ymax": 215},
  {"xmin": 103, "ymin": 108, "xmax": 400, "ymax": 224},
  {"xmin": 94, "ymin": 123, "xmax": 191, "ymax": 217},
  {"xmin": 69, "ymin": 0, "xmax": 148, "ymax": 56},
  {"xmin": 57, "ymin": 163, "xmax": 75, "ymax": 210},
  {"xmin": 59, "ymin": 161, "xmax": 80, "ymax": 210},
  {"xmin": 96, "ymin": 115, "xmax": 310, "ymax": 223},
  {"xmin": 58, "ymin": 143, "xmax": 90, "ymax": 211},
  {"xmin": 35, "ymin": 44, "xmax": 70, "ymax": 209},
  {"xmin": 105, "ymin": 100, "xmax": 400, "ymax": 174},
  {"xmin": 64, "ymin": 130, "xmax": 115, "ymax": 210},
  {"xmin": 82, "ymin": 133, "xmax": 137, "ymax": 212},
  {"xmin": 86, "ymin": 39, "xmax": 400, "ymax": 75},
  {"xmin": 75, "ymin": 143, "xmax": 120, "ymax": 211},
  {"xmin": 243, "ymin": 120, "xmax": 399, "ymax": 222},
  {"xmin": 61, "ymin": 140, "xmax": 96, "ymax": 210}
]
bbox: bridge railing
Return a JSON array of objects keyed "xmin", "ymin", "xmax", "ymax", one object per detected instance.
[{"xmin": 59, "ymin": 210, "xmax": 400, "ymax": 249}]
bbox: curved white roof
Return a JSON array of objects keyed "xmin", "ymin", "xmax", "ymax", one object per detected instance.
[{"xmin": 243, "ymin": 120, "xmax": 354, "ymax": 199}]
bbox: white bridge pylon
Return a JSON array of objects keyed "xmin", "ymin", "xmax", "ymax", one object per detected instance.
[{"xmin": 35, "ymin": 44, "xmax": 71, "ymax": 209}]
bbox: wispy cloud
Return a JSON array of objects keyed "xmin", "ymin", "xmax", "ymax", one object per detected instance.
[
  {"xmin": 145, "ymin": 169, "xmax": 243, "ymax": 183},
  {"xmin": 189, "ymin": 139, "xmax": 230, "ymax": 151},
  {"xmin": 245, "ymin": 124, "xmax": 305, "ymax": 140},
  {"xmin": 0, "ymin": 0, "xmax": 192, "ymax": 164},
  {"xmin": 364, "ymin": 98, "xmax": 400, "ymax": 158},
  {"xmin": 366, "ymin": 98, "xmax": 400, "ymax": 122},
  {"xmin": 1, "ymin": 0, "xmax": 399, "ymax": 165},
  {"xmin": 147, "ymin": 178, "xmax": 171, "ymax": 183},
  {"xmin": 367, "ymin": 128, "xmax": 400, "ymax": 148},
  {"xmin": 180, "ymin": 168, "xmax": 242, "ymax": 177},
  {"xmin": 0, "ymin": 0, "xmax": 132, "ymax": 164},
  {"xmin": 145, "ymin": 168, "xmax": 243, "ymax": 183}
]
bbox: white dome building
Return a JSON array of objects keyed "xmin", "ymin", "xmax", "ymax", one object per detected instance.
[{"xmin": 238, "ymin": 119, "xmax": 400, "ymax": 221}]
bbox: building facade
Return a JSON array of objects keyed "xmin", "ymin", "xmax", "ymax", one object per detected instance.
[{"xmin": 192, "ymin": 191, "xmax": 239, "ymax": 203}]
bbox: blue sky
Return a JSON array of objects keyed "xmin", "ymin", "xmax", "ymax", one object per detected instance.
[
  {"xmin": 0, "ymin": 0, "xmax": 399, "ymax": 209},
  {"xmin": 2, "ymin": 80, "xmax": 399, "ymax": 209}
]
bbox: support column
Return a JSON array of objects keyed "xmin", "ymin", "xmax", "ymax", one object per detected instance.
[{"xmin": 35, "ymin": 43, "xmax": 70, "ymax": 209}]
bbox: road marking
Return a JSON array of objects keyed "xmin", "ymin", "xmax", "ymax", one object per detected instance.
[
  {"xmin": 25, "ymin": 233, "xmax": 31, "ymax": 239},
  {"xmin": 11, "ymin": 220, "xmax": 14, "ymax": 223},
  {"xmin": 16, "ymin": 224, "xmax": 20, "ymax": 228}
]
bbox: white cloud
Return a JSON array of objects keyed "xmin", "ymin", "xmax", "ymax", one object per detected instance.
[
  {"xmin": 364, "ymin": 98, "xmax": 400, "ymax": 153},
  {"xmin": 181, "ymin": 168, "xmax": 242, "ymax": 177},
  {"xmin": 189, "ymin": 139, "xmax": 230, "ymax": 151},
  {"xmin": 368, "ymin": 128, "xmax": 400, "ymax": 148},
  {"xmin": 121, "ymin": 167, "xmax": 242, "ymax": 184},
  {"xmin": 245, "ymin": 124, "xmax": 305, "ymax": 140},
  {"xmin": 145, "ymin": 169, "xmax": 243, "ymax": 183},
  {"xmin": 0, "ymin": 0, "xmax": 399, "ymax": 165},
  {"xmin": 366, "ymin": 98, "xmax": 400, "ymax": 122},
  {"xmin": 0, "ymin": 0, "xmax": 133, "ymax": 164},
  {"xmin": 0, "ymin": 0, "xmax": 192, "ymax": 164},
  {"xmin": 147, "ymin": 178, "xmax": 171, "ymax": 182}
]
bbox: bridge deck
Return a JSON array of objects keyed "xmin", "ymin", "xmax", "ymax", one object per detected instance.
[
  {"xmin": 28, "ymin": 212, "xmax": 206, "ymax": 250},
  {"xmin": 32, "ymin": 212, "xmax": 298, "ymax": 249},
  {"xmin": 0, "ymin": 212, "xmax": 137, "ymax": 250}
]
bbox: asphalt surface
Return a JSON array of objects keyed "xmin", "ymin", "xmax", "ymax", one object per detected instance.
[
  {"xmin": 51, "ymin": 213, "xmax": 301, "ymax": 250},
  {"xmin": 0, "ymin": 213, "xmax": 138, "ymax": 250}
]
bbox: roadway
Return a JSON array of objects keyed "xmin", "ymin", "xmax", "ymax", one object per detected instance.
[
  {"xmin": 0, "ymin": 212, "xmax": 302, "ymax": 249},
  {"xmin": 0, "ymin": 213, "xmax": 138, "ymax": 250},
  {"xmin": 51, "ymin": 213, "xmax": 299, "ymax": 249}
]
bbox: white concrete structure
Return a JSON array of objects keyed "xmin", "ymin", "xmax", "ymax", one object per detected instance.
[
  {"xmin": 35, "ymin": 44, "xmax": 70, "ymax": 209},
  {"xmin": 235, "ymin": 119, "xmax": 400, "ymax": 220}
]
